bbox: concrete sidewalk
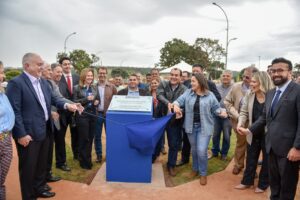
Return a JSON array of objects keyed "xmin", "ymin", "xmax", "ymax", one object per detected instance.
[{"xmin": 6, "ymin": 144, "xmax": 300, "ymax": 200}]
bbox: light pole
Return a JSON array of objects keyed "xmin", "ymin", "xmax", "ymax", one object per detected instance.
[
  {"xmin": 64, "ymin": 32, "xmax": 76, "ymax": 54},
  {"xmin": 212, "ymin": 2, "xmax": 229, "ymax": 69}
]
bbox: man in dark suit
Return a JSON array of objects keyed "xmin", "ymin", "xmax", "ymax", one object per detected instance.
[
  {"xmin": 238, "ymin": 57, "xmax": 300, "ymax": 200},
  {"xmin": 117, "ymin": 74, "xmax": 149, "ymax": 96},
  {"xmin": 6, "ymin": 53, "xmax": 79, "ymax": 200},
  {"xmin": 56, "ymin": 57, "xmax": 80, "ymax": 171},
  {"xmin": 177, "ymin": 64, "xmax": 221, "ymax": 167}
]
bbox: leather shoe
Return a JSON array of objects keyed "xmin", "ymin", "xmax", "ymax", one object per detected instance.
[
  {"xmin": 200, "ymin": 176, "xmax": 207, "ymax": 185},
  {"xmin": 42, "ymin": 184, "xmax": 52, "ymax": 192},
  {"xmin": 36, "ymin": 191, "xmax": 56, "ymax": 198},
  {"xmin": 254, "ymin": 187, "xmax": 265, "ymax": 193},
  {"xmin": 168, "ymin": 167, "xmax": 176, "ymax": 177},
  {"xmin": 96, "ymin": 155, "xmax": 102, "ymax": 163},
  {"xmin": 47, "ymin": 175, "xmax": 61, "ymax": 182},
  {"xmin": 56, "ymin": 164, "xmax": 71, "ymax": 172},
  {"xmin": 232, "ymin": 167, "xmax": 241, "ymax": 175},
  {"xmin": 221, "ymin": 155, "xmax": 227, "ymax": 161},
  {"xmin": 176, "ymin": 160, "xmax": 188, "ymax": 167},
  {"xmin": 234, "ymin": 184, "xmax": 252, "ymax": 190}
]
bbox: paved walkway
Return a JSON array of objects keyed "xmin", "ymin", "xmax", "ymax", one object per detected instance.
[{"xmin": 6, "ymin": 144, "xmax": 300, "ymax": 200}]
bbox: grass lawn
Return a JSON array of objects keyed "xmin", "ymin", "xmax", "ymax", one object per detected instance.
[{"xmin": 52, "ymin": 127, "xmax": 237, "ymax": 187}]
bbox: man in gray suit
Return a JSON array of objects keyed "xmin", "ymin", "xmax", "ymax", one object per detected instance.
[{"xmin": 238, "ymin": 57, "xmax": 300, "ymax": 200}]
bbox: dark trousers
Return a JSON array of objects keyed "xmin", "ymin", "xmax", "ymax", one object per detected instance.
[
  {"xmin": 152, "ymin": 134, "xmax": 164, "ymax": 162},
  {"xmin": 181, "ymin": 129, "xmax": 191, "ymax": 163},
  {"xmin": 166, "ymin": 123, "xmax": 182, "ymax": 168},
  {"xmin": 269, "ymin": 149, "xmax": 299, "ymax": 200},
  {"xmin": 15, "ymin": 134, "xmax": 50, "ymax": 200},
  {"xmin": 46, "ymin": 132, "xmax": 54, "ymax": 177},
  {"xmin": 241, "ymin": 136, "xmax": 269, "ymax": 189},
  {"xmin": 76, "ymin": 114, "xmax": 96, "ymax": 168},
  {"xmin": 54, "ymin": 114, "xmax": 78, "ymax": 167}
]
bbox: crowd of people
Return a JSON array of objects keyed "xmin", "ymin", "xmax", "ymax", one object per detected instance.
[{"xmin": 0, "ymin": 54, "xmax": 300, "ymax": 200}]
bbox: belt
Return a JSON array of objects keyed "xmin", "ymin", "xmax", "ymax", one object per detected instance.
[{"xmin": 0, "ymin": 131, "xmax": 11, "ymax": 141}]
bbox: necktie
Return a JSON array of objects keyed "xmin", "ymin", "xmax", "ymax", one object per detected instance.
[
  {"xmin": 271, "ymin": 90, "xmax": 281, "ymax": 116},
  {"xmin": 67, "ymin": 75, "xmax": 72, "ymax": 94}
]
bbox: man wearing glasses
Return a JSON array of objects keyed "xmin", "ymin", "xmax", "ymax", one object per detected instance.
[
  {"xmin": 238, "ymin": 57, "xmax": 300, "ymax": 200},
  {"xmin": 224, "ymin": 66, "xmax": 258, "ymax": 175}
]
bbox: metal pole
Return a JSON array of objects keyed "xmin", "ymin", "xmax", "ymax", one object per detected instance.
[
  {"xmin": 64, "ymin": 32, "xmax": 76, "ymax": 54},
  {"xmin": 212, "ymin": 2, "xmax": 229, "ymax": 69}
]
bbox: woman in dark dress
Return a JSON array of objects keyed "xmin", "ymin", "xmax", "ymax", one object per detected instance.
[{"xmin": 235, "ymin": 71, "xmax": 274, "ymax": 193}]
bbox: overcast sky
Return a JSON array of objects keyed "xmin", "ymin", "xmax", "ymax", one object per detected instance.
[{"xmin": 1, "ymin": 0, "xmax": 299, "ymax": 71}]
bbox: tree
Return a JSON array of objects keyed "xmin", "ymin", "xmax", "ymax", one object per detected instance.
[
  {"xmin": 5, "ymin": 69, "xmax": 22, "ymax": 81},
  {"xmin": 56, "ymin": 49, "xmax": 99, "ymax": 73},
  {"xmin": 194, "ymin": 38, "xmax": 225, "ymax": 63},
  {"xmin": 111, "ymin": 68, "xmax": 129, "ymax": 79}
]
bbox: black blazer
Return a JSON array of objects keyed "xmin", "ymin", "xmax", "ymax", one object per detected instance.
[
  {"xmin": 6, "ymin": 73, "xmax": 66, "ymax": 141},
  {"xmin": 58, "ymin": 73, "xmax": 79, "ymax": 125},
  {"xmin": 250, "ymin": 81, "xmax": 300, "ymax": 157},
  {"xmin": 58, "ymin": 74, "xmax": 80, "ymax": 101},
  {"xmin": 183, "ymin": 79, "xmax": 221, "ymax": 102},
  {"xmin": 117, "ymin": 88, "xmax": 150, "ymax": 96}
]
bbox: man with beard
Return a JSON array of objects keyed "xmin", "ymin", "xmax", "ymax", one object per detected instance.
[{"xmin": 238, "ymin": 57, "xmax": 300, "ymax": 200}]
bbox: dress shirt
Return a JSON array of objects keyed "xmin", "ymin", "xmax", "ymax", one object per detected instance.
[
  {"xmin": 128, "ymin": 88, "xmax": 140, "ymax": 96},
  {"xmin": 98, "ymin": 84, "xmax": 105, "ymax": 111},
  {"xmin": 24, "ymin": 71, "xmax": 49, "ymax": 121}
]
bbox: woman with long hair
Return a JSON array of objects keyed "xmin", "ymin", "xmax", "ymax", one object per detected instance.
[
  {"xmin": 171, "ymin": 73, "xmax": 227, "ymax": 185},
  {"xmin": 73, "ymin": 68, "xmax": 99, "ymax": 169},
  {"xmin": 235, "ymin": 71, "xmax": 274, "ymax": 193}
]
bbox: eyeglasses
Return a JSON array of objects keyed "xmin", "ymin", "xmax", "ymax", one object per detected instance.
[
  {"xmin": 242, "ymin": 75, "xmax": 250, "ymax": 80},
  {"xmin": 270, "ymin": 68, "xmax": 289, "ymax": 74}
]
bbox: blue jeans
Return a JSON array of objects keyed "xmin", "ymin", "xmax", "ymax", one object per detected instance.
[
  {"xmin": 166, "ymin": 123, "xmax": 182, "ymax": 168},
  {"xmin": 212, "ymin": 117, "xmax": 232, "ymax": 156},
  {"xmin": 187, "ymin": 123, "xmax": 211, "ymax": 176},
  {"xmin": 94, "ymin": 112, "xmax": 105, "ymax": 158}
]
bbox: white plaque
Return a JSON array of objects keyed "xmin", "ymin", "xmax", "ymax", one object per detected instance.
[{"xmin": 108, "ymin": 95, "xmax": 153, "ymax": 112}]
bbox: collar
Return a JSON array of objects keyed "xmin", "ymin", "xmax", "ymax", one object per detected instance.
[
  {"xmin": 276, "ymin": 79, "xmax": 291, "ymax": 93},
  {"xmin": 24, "ymin": 71, "xmax": 39, "ymax": 84}
]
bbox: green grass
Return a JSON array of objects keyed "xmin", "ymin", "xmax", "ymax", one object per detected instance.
[
  {"xmin": 52, "ymin": 128, "xmax": 236, "ymax": 186},
  {"xmin": 51, "ymin": 130, "xmax": 103, "ymax": 184},
  {"xmin": 162, "ymin": 132, "xmax": 237, "ymax": 186}
]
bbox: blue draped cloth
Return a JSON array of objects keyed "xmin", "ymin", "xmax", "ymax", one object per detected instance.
[{"xmin": 125, "ymin": 114, "xmax": 174, "ymax": 155}]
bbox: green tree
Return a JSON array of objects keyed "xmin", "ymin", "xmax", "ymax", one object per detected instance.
[
  {"xmin": 5, "ymin": 69, "xmax": 22, "ymax": 81},
  {"xmin": 111, "ymin": 68, "xmax": 129, "ymax": 79},
  {"xmin": 194, "ymin": 38, "xmax": 225, "ymax": 63},
  {"xmin": 159, "ymin": 38, "xmax": 209, "ymax": 69},
  {"xmin": 56, "ymin": 50, "xmax": 99, "ymax": 73}
]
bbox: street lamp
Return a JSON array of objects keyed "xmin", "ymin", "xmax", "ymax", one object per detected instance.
[
  {"xmin": 64, "ymin": 32, "xmax": 76, "ymax": 54},
  {"xmin": 212, "ymin": 2, "xmax": 229, "ymax": 69}
]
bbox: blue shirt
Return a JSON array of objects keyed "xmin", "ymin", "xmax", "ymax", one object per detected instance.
[
  {"xmin": 174, "ymin": 89, "xmax": 221, "ymax": 136},
  {"xmin": 0, "ymin": 92, "xmax": 15, "ymax": 133},
  {"xmin": 128, "ymin": 89, "xmax": 140, "ymax": 96}
]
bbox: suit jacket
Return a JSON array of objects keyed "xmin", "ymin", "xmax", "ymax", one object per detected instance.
[
  {"xmin": 224, "ymin": 82, "xmax": 248, "ymax": 129},
  {"xmin": 250, "ymin": 81, "xmax": 300, "ymax": 157},
  {"xmin": 95, "ymin": 82, "xmax": 117, "ymax": 115},
  {"xmin": 58, "ymin": 74, "xmax": 79, "ymax": 100},
  {"xmin": 183, "ymin": 79, "xmax": 221, "ymax": 102},
  {"xmin": 117, "ymin": 88, "xmax": 150, "ymax": 96},
  {"xmin": 58, "ymin": 73, "xmax": 79, "ymax": 126},
  {"xmin": 237, "ymin": 91, "xmax": 264, "ymax": 144},
  {"xmin": 6, "ymin": 73, "xmax": 66, "ymax": 141}
]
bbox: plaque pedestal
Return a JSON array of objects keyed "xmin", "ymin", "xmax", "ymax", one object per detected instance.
[{"xmin": 106, "ymin": 96, "xmax": 153, "ymax": 183}]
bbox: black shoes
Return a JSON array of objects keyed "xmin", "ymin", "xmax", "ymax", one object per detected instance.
[
  {"xmin": 46, "ymin": 175, "xmax": 61, "ymax": 182},
  {"xmin": 43, "ymin": 184, "xmax": 52, "ymax": 192},
  {"xmin": 96, "ymin": 155, "xmax": 102, "ymax": 163},
  {"xmin": 36, "ymin": 191, "xmax": 56, "ymax": 198},
  {"xmin": 56, "ymin": 164, "xmax": 71, "ymax": 172}
]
